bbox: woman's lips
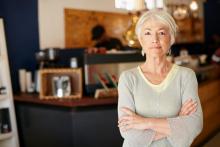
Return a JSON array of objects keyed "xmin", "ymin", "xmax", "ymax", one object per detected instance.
[{"xmin": 150, "ymin": 46, "xmax": 161, "ymax": 49}]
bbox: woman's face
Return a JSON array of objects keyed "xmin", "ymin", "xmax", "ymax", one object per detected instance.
[{"xmin": 139, "ymin": 19, "xmax": 172, "ymax": 58}]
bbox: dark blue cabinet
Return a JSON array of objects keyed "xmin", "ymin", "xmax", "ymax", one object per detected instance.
[{"xmin": 15, "ymin": 103, "xmax": 123, "ymax": 147}]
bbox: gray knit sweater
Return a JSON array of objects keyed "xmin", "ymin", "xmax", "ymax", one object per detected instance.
[{"xmin": 118, "ymin": 64, "xmax": 203, "ymax": 147}]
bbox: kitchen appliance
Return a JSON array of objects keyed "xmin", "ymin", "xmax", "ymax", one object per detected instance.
[{"xmin": 35, "ymin": 48, "xmax": 60, "ymax": 68}]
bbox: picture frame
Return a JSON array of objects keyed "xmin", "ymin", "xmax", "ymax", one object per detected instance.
[
  {"xmin": 39, "ymin": 68, "xmax": 82, "ymax": 99},
  {"xmin": 51, "ymin": 75, "xmax": 71, "ymax": 97}
]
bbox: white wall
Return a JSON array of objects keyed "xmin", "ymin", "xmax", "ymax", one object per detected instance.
[{"xmin": 38, "ymin": 0, "xmax": 128, "ymax": 49}]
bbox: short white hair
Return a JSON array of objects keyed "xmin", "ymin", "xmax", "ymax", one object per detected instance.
[{"xmin": 135, "ymin": 9, "xmax": 178, "ymax": 45}]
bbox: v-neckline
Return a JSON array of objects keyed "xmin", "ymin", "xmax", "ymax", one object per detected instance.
[{"xmin": 137, "ymin": 64, "xmax": 177, "ymax": 89}]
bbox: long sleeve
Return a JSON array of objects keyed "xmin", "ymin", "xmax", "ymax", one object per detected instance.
[
  {"xmin": 167, "ymin": 70, "xmax": 203, "ymax": 147},
  {"xmin": 118, "ymin": 72, "xmax": 155, "ymax": 147}
]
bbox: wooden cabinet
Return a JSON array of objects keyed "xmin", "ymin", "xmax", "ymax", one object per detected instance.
[
  {"xmin": 15, "ymin": 103, "xmax": 123, "ymax": 147},
  {"xmin": 0, "ymin": 18, "xmax": 19, "ymax": 147},
  {"xmin": 192, "ymin": 79, "xmax": 220, "ymax": 146}
]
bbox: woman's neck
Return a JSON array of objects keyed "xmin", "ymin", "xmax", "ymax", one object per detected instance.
[{"xmin": 142, "ymin": 56, "xmax": 171, "ymax": 75}]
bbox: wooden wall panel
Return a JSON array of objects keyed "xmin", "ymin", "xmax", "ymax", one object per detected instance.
[
  {"xmin": 64, "ymin": 8, "xmax": 204, "ymax": 48},
  {"xmin": 175, "ymin": 18, "xmax": 204, "ymax": 43},
  {"xmin": 192, "ymin": 79, "xmax": 220, "ymax": 146},
  {"xmin": 65, "ymin": 9, "xmax": 130, "ymax": 48}
]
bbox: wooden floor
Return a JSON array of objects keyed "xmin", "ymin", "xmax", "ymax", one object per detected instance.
[{"xmin": 203, "ymin": 132, "xmax": 220, "ymax": 147}]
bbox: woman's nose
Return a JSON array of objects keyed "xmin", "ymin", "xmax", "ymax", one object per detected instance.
[{"xmin": 152, "ymin": 34, "xmax": 159, "ymax": 43}]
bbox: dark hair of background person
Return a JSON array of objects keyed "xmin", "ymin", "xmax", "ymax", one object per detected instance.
[{"xmin": 91, "ymin": 24, "xmax": 124, "ymax": 50}]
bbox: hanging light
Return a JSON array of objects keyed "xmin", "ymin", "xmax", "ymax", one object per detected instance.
[
  {"xmin": 156, "ymin": 0, "xmax": 165, "ymax": 9},
  {"xmin": 115, "ymin": 0, "xmax": 145, "ymax": 47},
  {"xmin": 145, "ymin": 0, "xmax": 164, "ymax": 10},
  {"xmin": 115, "ymin": 0, "xmax": 145, "ymax": 11},
  {"xmin": 190, "ymin": 0, "xmax": 199, "ymax": 11},
  {"xmin": 145, "ymin": 0, "xmax": 156, "ymax": 9},
  {"xmin": 173, "ymin": 4, "xmax": 188, "ymax": 20},
  {"xmin": 115, "ymin": 0, "xmax": 167, "ymax": 47}
]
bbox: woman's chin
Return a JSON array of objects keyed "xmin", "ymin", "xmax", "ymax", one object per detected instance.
[{"xmin": 150, "ymin": 52, "xmax": 165, "ymax": 58}]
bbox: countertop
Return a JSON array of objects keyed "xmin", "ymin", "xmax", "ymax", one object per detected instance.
[{"xmin": 14, "ymin": 94, "xmax": 117, "ymax": 108}]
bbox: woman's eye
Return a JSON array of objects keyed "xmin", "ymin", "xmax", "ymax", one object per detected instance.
[
  {"xmin": 159, "ymin": 32, "xmax": 166, "ymax": 35},
  {"xmin": 144, "ymin": 32, "xmax": 151, "ymax": 35}
]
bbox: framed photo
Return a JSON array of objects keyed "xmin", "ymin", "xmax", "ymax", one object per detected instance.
[
  {"xmin": 51, "ymin": 75, "xmax": 71, "ymax": 97},
  {"xmin": 39, "ymin": 68, "xmax": 82, "ymax": 99}
]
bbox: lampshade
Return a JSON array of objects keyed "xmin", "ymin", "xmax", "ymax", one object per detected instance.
[
  {"xmin": 115, "ymin": 0, "xmax": 167, "ymax": 11},
  {"xmin": 145, "ymin": 0, "xmax": 165, "ymax": 10},
  {"xmin": 115, "ymin": 0, "xmax": 145, "ymax": 11}
]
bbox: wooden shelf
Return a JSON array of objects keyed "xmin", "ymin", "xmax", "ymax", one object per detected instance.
[{"xmin": 0, "ymin": 132, "xmax": 13, "ymax": 141}]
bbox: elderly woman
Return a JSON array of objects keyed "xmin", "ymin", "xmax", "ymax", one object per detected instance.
[{"xmin": 118, "ymin": 9, "xmax": 203, "ymax": 147}]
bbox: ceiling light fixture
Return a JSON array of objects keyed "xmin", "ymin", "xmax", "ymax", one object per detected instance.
[{"xmin": 190, "ymin": 0, "xmax": 199, "ymax": 11}]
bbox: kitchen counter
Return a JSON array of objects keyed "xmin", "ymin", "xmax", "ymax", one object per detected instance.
[
  {"xmin": 14, "ymin": 94, "xmax": 117, "ymax": 108},
  {"xmin": 14, "ymin": 94, "xmax": 122, "ymax": 147},
  {"xmin": 13, "ymin": 64, "xmax": 220, "ymax": 147}
]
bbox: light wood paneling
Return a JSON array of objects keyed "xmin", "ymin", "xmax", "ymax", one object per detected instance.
[
  {"xmin": 64, "ymin": 9, "xmax": 204, "ymax": 48},
  {"xmin": 193, "ymin": 79, "xmax": 220, "ymax": 146},
  {"xmin": 65, "ymin": 9, "xmax": 130, "ymax": 48},
  {"xmin": 176, "ymin": 18, "xmax": 204, "ymax": 43}
]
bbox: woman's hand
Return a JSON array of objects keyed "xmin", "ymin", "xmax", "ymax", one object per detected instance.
[
  {"xmin": 118, "ymin": 107, "xmax": 150, "ymax": 132},
  {"xmin": 179, "ymin": 99, "xmax": 198, "ymax": 116}
]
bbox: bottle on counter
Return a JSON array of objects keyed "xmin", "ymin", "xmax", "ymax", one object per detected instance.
[{"xmin": 70, "ymin": 57, "xmax": 78, "ymax": 68}]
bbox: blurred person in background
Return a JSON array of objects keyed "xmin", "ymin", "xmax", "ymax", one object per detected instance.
[{"xmin": 87, "ymin": 24, "xmax": 124, "ymax": 53}]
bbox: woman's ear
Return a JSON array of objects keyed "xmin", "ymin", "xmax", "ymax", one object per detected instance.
[{"xmin": 170, "ymin": 35, "xmax": 175, "ymax": 45}]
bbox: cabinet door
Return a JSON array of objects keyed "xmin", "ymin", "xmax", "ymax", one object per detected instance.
[
  {"xmin": 73, "ymin": 106, "xmax": 123, "ymax": 147},
  {"xmin": 15, "ymin": 104, "xmax": 73, "ymax": 147}
]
